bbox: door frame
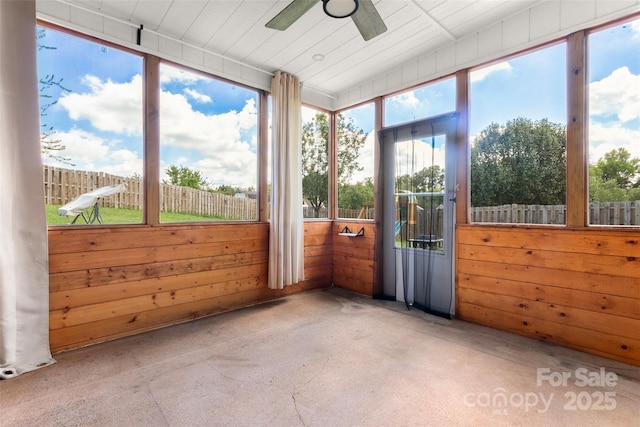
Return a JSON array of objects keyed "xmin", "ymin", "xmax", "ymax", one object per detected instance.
[{"xmin": 377, "ymin": 112, "xmax": 458, "ymax": 316}]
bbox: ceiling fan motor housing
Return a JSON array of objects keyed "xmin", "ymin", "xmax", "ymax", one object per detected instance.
[
  {"xmin": 266, "ymin": 0, "xmax": 385, "ymax": 41},
  {"xmin": 323, "ymin": 0, "xmax": 359, "ymax": 19}
]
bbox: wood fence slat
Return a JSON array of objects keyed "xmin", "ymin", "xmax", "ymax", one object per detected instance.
[
  {"xmin": 43, "ymin": 166, "xmax": 258, "ymax": 220},
  {"xmin": 471, "ymin": 202, "xmax": 638, "ymax": 226}
]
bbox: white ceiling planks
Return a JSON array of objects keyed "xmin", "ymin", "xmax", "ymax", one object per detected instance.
[
  {"xmin": 245, "ymin": 4, "xmax": 351, "ymax": 70},
  {"xmin": 181, "ymin": 1, "xmax": 241, "ymax": 48},
  {"xmin": 130, "ymin": 1, "xmax": 173, "ymax": 31},
  {"xmin": 284, "ymin": 1, "xmax": 415, "ymax": 84},
  {"xmin": 438, "ymin": 0, "xmax": 537, "ymax": 38},
  {"xmin": 156, "ymin": 1, "xmax": 210, "ymax": 40},
  {"xmin": 306, "ymin": 3, "xmax": 450, "ymax": 89},
  {"xmin": 37, "ymin": 0, "xmax": 640, "ymax": 109},
  {"xmin": 201, "ymin": 2, "xmax": 275, "ymax": 55},
  {"xmin": 97, "ymin": 0, "xmax": 138, "ymax": 22},
  {"xmin": 280, "ymin": 17, "xmax": 369, "ymax": 77}
]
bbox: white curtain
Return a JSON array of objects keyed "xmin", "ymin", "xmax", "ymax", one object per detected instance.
[
  {"xmin": 0, "ymin": 0, "xmax": 55, "ymax": 378},
  {"xmin": 269, "ymin": 71, "xmax": 305, "ymax": 289}
]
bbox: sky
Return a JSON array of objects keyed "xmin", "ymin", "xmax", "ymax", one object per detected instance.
[
  {"xmin": 38, "ymin": 27, "xmax": 258, "ymax": 189},
  {"xmin": 335, "ymin": 99, "xmax": 450, "ymax": 185},
  {"xmin": 38, "ymin": 18, "xmax": 639, "ymax": 189}
]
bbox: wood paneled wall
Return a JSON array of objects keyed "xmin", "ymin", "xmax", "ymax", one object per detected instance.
[
  {"xmin": 52, "ymin": 218, "xmax": 640, "ymax": 367},
  {"xmin": 48, "ymin": 221, "xmax": 333, "ymax": 352},
  {"xmin": 457, "ymin": 225, "xmax": 640, "ymax": 366},
  {"xmin": 332, "ymin": 222, "xmax": 376, "ymax": 296}
]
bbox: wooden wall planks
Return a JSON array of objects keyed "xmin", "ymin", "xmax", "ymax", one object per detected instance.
[
  {"xmin": 49, "ymin": 217, "xmax": 640, "ymax": 367},
  {"xmin": 332, "ymin": 222, "xmax": 376, "ymax": 296},
  {"xmin": 48, "ymin": 221, "xmax": 334, "ymax": 352},
  {"xmin": 457, "ymin": 225, "xmax": 640, "ymax": 366}
]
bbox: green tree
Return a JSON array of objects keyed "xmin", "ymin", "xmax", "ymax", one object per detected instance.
[
  {"xmin": 396, "ymin": 165, "xmax": 445, "ymax": 193},
  {"xmin": 594, "ymin": 148, "xmax": 639, "ymax": 190},
  {"xmin": 470, "ymin": 118, "xmax": 566, "ymax": 207},
  {"xmin": 164, "ymin": 165, "xmax": 209, "ymax": 190},
  {"xmin": 38, "ymin": 28, "xmax": 74, "ymax": 165},
  {"xmin": 301, "ymin": 113, "xmax": 368, "ymax": 217},
  {"xmin": 589, "ymin": 169, "xmax": 627, "ymax": 202},
  {"xmin": 339, "ymin": 178, "xmax": 374, "ymax": 210},
  {"xmin": 302, "ymin": 113, "xmax": 329, "ymax": 217},
  {"xmin": 214, "ymin": 185, "xmax": 253, "ymax": 196},
  {"xmin": 589, "ymin": 148, "xmax": 640, "ymax": 202},
  {"xmin": 336, "ymin": 114, "xmax": 368, "ymax": 185}
]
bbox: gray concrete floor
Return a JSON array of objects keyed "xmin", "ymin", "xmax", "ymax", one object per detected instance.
[{"xmin": 1, "ymin": 288, "xmax": 639, "ymax": 427}]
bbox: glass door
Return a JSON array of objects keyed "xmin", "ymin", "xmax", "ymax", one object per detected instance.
[{"xmin": 381, "ymin": 113, "xmax": 457, "ymax": 317}]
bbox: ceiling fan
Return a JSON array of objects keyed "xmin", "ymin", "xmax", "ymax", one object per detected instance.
[{"xmin": 266, "ymin": 0, "xmax": 387, "ymax": 41}]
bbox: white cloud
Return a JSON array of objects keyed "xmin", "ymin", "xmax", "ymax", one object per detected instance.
[
  {"xmin": 47, "ymin": 128, "xmax": 110, "ymax": 166},
  {"xmin": 160, "ymin": 157, "xmax": 189, "ymax": 170},
  {"xmin": 348, "ymin": 132, "xmax": 447, "ymax": 185},
  {"xmin": 395, "ymin": 139, "xmax": 446, "ymax": 177},
  {"xmin": 56, "ymin": 73, "xmax": 259, "ymax": 187},
  {"xmin": 42, "ymin": 128, "xmax": 142, "ymax": 177},
  {"xmin": 59, "ymin": 74, "xmax": 143, "ymax": 136},
  {"xmin": 104, "ymin": 149, "xmax": 143, "ymax": 177},
  {"xmin": 630, "ymin": 19, "xmax": 640, "ymax": 39},
  {"xmin": 588, "ymin": 121, "xmax": 640, "ymax": 162},
  {"xmin": 159, "ymin": 93, "xmax": 258, "ymax": 187},
  {"xmin": 588, "ymin": 66, "xmax": 640, "ymax": 163},
  {"xmin": 349, "ymin": 131, "xmax": 375, "ymax": 184},
  {"xmin": 590, "ymin": 66, "xmax": 640, "ymax": 122},
  {"xmin": 302, "ymin": 105, "xmax": 325, "ymax": 122},
  {"xmin": 159, "ymin": 65, "xmax": 207, "ymax": 84},
  {"xmin": 195, "ymin": 156, "xmax": 256, "ymax": 188},
  {"xmin": 388, "ymin": 91, "xmax": 420, "ymax": 109},
  {"xmin": 184, "ymin": 88, "xmax": 212, "ymax": 103},
  {"xmin": 470, "ymin": 62, "xmax": 513, "ymax": 83}
]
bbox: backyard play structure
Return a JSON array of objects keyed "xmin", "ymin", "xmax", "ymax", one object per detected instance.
[{"xmin": 396, "ymin": 193, "xmax": 444, "ymax": 250}]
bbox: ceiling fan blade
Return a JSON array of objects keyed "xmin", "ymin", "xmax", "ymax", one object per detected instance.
[
  {"xmin": 266, "ymin": 0, "xmax": 321, "ymax": 31},
  {"xmin": 351, "ymin": 0, "xmax": 387, "ymax": 41}
]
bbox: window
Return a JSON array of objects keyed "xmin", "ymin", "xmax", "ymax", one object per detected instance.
[
  {"xmin": 301, "ymin": 106, "xmax": 330, "ymax": 218},
  {"xmin": 337, "ymin": 102, "xmax": 375, "ymax": 219},
  {"xmin": 469, "ymin": 44, "xmax": 567, "ymax": 224},
  {"xmin": 393, "ymin": 132, "xmax": 447, "ymax": 252},
  {"xmin": 384, "ymin": 77, "xmax": 456, "ymax": 126},
  {"xmin": 38, "ymin": 26, "xmax": 144, "ymax": 226},
  {"xmin": 159, "ymin": 63, "xmax": 258, "ymax": 222},
  {"xmin": 588, "ymin": 18, "xmax": 640, "ymax": 226}
]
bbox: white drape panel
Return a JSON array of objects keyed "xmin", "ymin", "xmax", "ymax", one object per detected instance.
[
  {"xmin": 0, "ymin": 0, "xmax": 55, "ymax": 379},
  {"xmin": 269, "ymin": 71, "xmax": 305, "ymax": 289}
]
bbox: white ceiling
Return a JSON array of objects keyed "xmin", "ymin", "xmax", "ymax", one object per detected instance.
[
  {"xmin": 42, "ymin": 1, "xmax": 539, "ymax": 94},
  {"xmin": 36, "ymin": 0, "xmax": 640, "ymax": 108}
]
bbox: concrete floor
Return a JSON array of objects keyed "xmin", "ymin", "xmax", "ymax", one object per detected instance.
[{"xmin": 1, "ymin": 288, "xmax": 639, "ymax": 427}]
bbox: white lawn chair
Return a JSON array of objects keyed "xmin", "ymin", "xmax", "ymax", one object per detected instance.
[{"xmin": 58, "ymin": 183, "xmax": 127, "ymax": 224}]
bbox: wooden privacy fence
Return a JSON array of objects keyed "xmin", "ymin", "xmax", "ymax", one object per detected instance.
[
  {"xmin": 588, "ymin": 201, "xmax": 640, "ymax": 226},
  {"xmin": 471, "ymin": 202, "xmax": 640, "ymax": 226},
  {"xmin": 43, "ymin": 166, "xmax": 143, "ymax": 209},
  {"xmin": 42, "ymin": 167, "xmax": 640, "ymax": 225},
  {"xmin": 471, "ymin": 204, "xmax": 566, "ymax": 225},
  {"xmin": 43, "ymin": 166, "xmax": 257, "ymax": 220},
  {"xmin": 161, "ymin": 184, "xmax": 256, "ymax": 219}
]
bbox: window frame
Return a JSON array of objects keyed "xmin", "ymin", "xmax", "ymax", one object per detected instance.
[
  {"xmin": 38, "ymin": 20, "xmax": 146, "ymax": 227},
  {"xmin": 335, "ymin": 100, "xmax": 377, "ymax": 221},
  {"xmin": 301, "ymin": 104, "xmax": 333, "ymax": 220},
  {"xmin": 466, "ymin": 40, "xmax": 569, "ymax": 227},
  {"xmin": 585, "ymin": 16, "xmax": 640, "ymax": 228},
  {"xmin": 157, "ymin": 59, "xmax": 262, "ymax": 224}
]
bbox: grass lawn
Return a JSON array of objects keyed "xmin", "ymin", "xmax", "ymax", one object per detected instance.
[{"xmin": 46, "ymin": 205, "xmax": 229, "ymax": 225}]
